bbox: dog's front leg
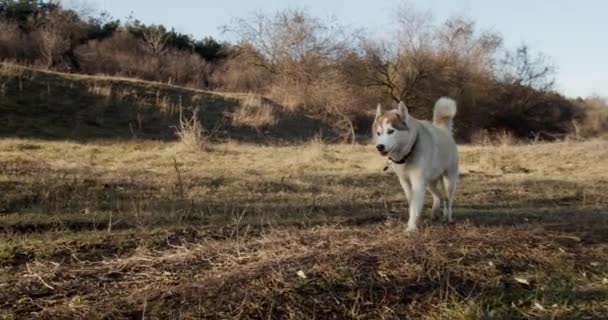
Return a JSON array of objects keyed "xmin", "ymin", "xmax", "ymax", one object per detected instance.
[
  {"xmin": 397, "ymin": 175, "xmax": 412, "ymax": 223},
  {"xmin": 406, "ymin": 176, "xmax": 426, "ymax": 232},
  {"xmin": 397, "ymin": 175, "xmax": 412, "ymax": 204}
]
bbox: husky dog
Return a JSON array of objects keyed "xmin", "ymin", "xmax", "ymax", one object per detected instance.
[{"xmin": 373, "ymin": 97, "xmax": 459, "ymax": 232}]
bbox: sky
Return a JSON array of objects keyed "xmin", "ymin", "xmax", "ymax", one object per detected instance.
[{"xmin": 74, "ymin": 0, "xmax": 607, "ymax": 98}]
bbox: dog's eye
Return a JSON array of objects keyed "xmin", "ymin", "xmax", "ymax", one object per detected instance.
[
  {"xmin": 376, "ymin": 132, "xmax": 381, "ymax": 136},
  {"xmin": 387, "ymin": 129, "xmax": 395, "ymax": 135}
]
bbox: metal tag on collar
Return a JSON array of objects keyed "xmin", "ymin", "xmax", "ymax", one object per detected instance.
[{"xmin": 383, "ymin": 160, "xmax": 392, "ymax": 171}]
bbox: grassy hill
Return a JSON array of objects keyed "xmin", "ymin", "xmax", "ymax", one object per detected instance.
[{"xmin": 0, "ymin": 63, "xmax": 332, "ymax": 142}]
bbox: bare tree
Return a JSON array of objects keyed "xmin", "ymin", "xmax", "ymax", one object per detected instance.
[
  {"xmin": 360, "ymin": 4, "xmax": 503, "ymax": 110},
  {"xmin": 498, "ymin": 44, "xmax": 555, "ymax": 91},
  {"xmin": 360, "ymin": 40, "xmax": 435, "ymax": 104},
  {"xmin": 223, "ymin": 9, "xmax": 363, "ymax": 142},
  {"xmin": 217, "ymin": 2, "xmax": 567, "ymax": 142},
  {"xmin": 224, "ymin": 9, "xmax": 352, "ymax": 74},
  {"xmin": 142, "ymin": 26, "xmax": 167, "ymax": 56},
  {"xmin": 35, "ymin": 8, "xmax": 86, "ymax": 70},
  {"xmin": 359, "ymin": 3, "xmax": 439, "ymax": 104},
  {"xmin": 37, "ymin": 17, "xmax": 70, "ymax": 68}
]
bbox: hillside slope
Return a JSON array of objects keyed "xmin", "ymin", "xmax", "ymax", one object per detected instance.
[{"xmin": 0, "ymin": 63, "xmax": 331, "ymax": 142}]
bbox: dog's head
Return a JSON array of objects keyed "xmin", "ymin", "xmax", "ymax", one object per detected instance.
[{"xmin": 372, "ymin": 101, "xmax": 415, "ymax": 157}]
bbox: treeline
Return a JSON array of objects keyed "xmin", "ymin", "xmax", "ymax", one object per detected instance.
[
  {"xmin": 1, "ymin": 0, "xmax": 604, "ymax": 142},
  {"xmin": 0, "ymin": 0, "xmax": 230, "ymax": 87}
]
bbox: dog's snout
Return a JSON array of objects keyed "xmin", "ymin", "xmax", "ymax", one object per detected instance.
[{"xmin": 376, "ymin": 144, "xmax": 385, "ymax": 152}]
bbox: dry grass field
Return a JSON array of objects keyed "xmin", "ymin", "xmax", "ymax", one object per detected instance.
[
  {"xmin": 1, "ymin": 63, "xmax": 607, "ymax": 319},
  {"xmin": 1, "ymin": 138, "xmax": 607, "ymax": 319}
]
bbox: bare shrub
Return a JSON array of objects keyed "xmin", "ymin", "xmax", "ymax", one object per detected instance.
[
  {"xmin": 76, "ymin": 31, "xmax": 212, "ymax": 88},
  {"xmin": 574, "ymin": 96, "xmax": 608, "ymax": 139},
  {"xmin": 37, "ymin": 28, "xmax": 69, "ymax": 68},
  {"xmin": 211, "ymin": 45, "xmax": 270, "ymax": 92},
  {"xmin": 0, "ymin": 22, "xmax": 38, "ymax": 63},
  {"xmin": 360, "ymin": 12, "xmax": 501, "ymax": 114},
  {"xmin": 265, "ymin": 69, "xmax": 369, "ymax": 143},
  {"xmin": 498, "ymin": 45, "xmax": 555, "ymax": 91},
  {"xmin": 0, "ymin": 1, "xmax": 580, "ymax": 143},
  {"xmin": 174, "ymin": 106, "xmax": 207, "ymax": 151},
  {"xmin": 32, "ymin": 8, "xmax": 87, "ymax": 70},
  {"xmin": 353, "ymin": 5, "xmax": 568, "ymax": 142},
  {"xmin": 141, "ymin": 26, "xmax": 167, "ymax": 56},
  {"xmin": 75, "ymin": 31, "xmax": 141, "ymax": 75},
  {"xmin": 224, "ymin": 9, "xmax": 364, "ymax": 142},
  {"xmin": 469, "ymin": 130, "xmax": 492, "ymax": 145},
  {"xmin": 224, "ymin": 9, "xmax": 351, "ymax": 73},
  {"xmin": 231, "ymin": 95, "xmax": 277, "ymax": 129},
  {"xmin": 162, "ymin": 49, "xmax": 211, "ymax": 87}
]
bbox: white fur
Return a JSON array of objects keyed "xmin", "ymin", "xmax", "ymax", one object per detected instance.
[
  {"xmin": 433, "ymin": 97, "xmax": 457, "ymax": 132},
  {"xmin": 374, "ymin": 97, "xmax": 459, "ymax": 232}
]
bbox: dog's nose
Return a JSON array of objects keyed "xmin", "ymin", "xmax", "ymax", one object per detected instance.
[{"xmin": 376, "ymin": 144, "xmax": 385, "ymax": 152}]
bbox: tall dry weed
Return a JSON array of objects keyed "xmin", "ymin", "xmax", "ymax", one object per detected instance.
[
  {"xmin": 470, "ymin": 129, "xmax": 518, "ymax": 146},
  {"xmin": 174, "ymin": 106, "xmax": 207, "ymax": 151}
]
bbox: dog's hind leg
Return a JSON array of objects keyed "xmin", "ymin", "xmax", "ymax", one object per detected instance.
[
  {"xmin": 427, "ymin": 181, "xmax": 443, "ymax": 220},
  {"xmin": 442, "ymin": 173, "xmax": 458, "ymax": 223}
]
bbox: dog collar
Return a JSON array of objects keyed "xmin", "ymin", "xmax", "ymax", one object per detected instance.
[{"xmin": 390, "ymin": 137, "xmax": 418, "ymax": 164}]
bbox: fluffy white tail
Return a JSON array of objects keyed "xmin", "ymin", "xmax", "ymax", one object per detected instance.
[{"xmin": 433, "ymin": 97, "xmax": 457, "ymax": 133}]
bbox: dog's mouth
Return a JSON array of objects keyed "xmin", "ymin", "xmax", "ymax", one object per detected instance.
[{"xmin": 378, "ymin": 151, "xmax": 389, "ymax": 156}]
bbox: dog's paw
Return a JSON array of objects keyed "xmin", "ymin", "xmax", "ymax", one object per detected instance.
[
  {"xmin": 405, "ymin": 225, "xmax": 418, "ymax": 233},
  {"xmin": 441, "ymin": 217, "xmax": 455, "ymax": 224}
]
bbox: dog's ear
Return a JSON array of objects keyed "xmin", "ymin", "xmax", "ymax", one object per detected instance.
[
  {"xmin": 398, "ymin": 101, "xmax": 409, "ymax": 122},
  {"xmin": 375, "ymin": 103, "xmax": 383, "ymax": 119}
]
